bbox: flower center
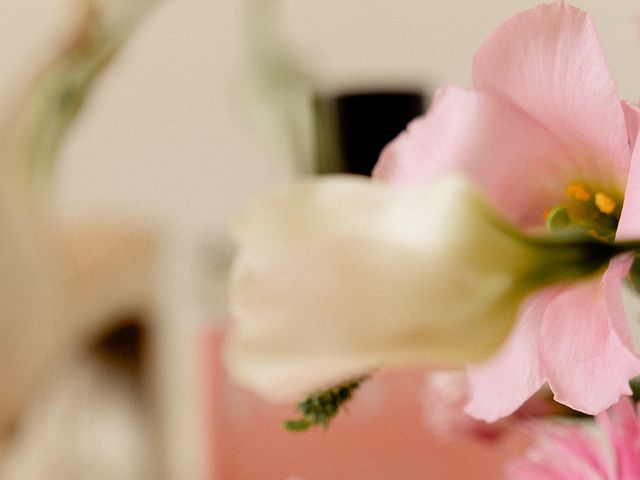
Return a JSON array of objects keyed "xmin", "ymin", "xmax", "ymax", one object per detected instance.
[{"xmin": 545, "ymin": 182, "xmax": 621, "ymax": 242}]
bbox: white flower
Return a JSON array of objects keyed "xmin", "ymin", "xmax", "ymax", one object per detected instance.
[{"xmin": 226, "ymin": 175, "xmax": 615, "ymax": 400}]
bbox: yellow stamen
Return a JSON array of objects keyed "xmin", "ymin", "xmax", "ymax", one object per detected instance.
[
  {"xmin": 566, "ymin": 183, "xmax": 591, "ymax": 201},
  {"xmin": 594, "ymin": 192, "xmax": 616, "ymax": 215}
]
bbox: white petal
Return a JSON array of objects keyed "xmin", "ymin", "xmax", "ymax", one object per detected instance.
[{"xmin": 226, "ymin": 175, "xmax": 535, "ymax": 400}]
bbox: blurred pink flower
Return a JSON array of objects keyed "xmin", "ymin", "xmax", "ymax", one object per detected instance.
[
  {"xmin": 422, "ymin": 370, "xmax": 505, "ymax": 442},
  {"xmin": 511, "ymin": 396, "xmax": 640, "ymax": 479},
  {"xmin": 421, "ymin": 369, "xmax": 564, "ymax": 443},
  {"xmin": 375, "ymin": 3, "xmax": 640, "ymax": 421},
  {"xmin": 420, "ymin": 369, "xmax": 504, "ymax": 441}
]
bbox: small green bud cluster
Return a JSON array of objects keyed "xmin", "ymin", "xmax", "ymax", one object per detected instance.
[{"xmin": 283, "ymin": 376, "xmax": 369, "ymax": 431}]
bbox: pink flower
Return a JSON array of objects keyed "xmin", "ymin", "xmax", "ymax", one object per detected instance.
[
  {"xmin": 510, "ymin": 396, "xmax": 640, "ymax": 479},
  {"xmin": 374, "ymin": 3, "xmax": 640, "ymax": 421}
]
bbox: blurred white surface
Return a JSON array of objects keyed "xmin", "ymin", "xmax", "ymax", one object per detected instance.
[
  {"xmin": 45, "ymin": 0, "xmax": 640, "ymax": 235},
  {"xmin": 1, "ymin": 355, "xmax": 154, "ymax": 480}
]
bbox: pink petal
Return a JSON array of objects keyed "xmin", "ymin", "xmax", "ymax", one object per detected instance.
[
  {"xmin": 596, "ymin": 397, "xmax": 640, "ymax": 480},
  {"xmin": 473, "ymin": 3, "xmax": 629, "ymax": 181},
  {"xmin": 538, "ymin": 264, "xmax": 640, "ymax": 415},
  {"xmin": 603, "ymin": 256, "xmax": 636, "ymax": 352},
  {"xmin": 510, "ymin": 423, "xmax": 611, "ymax": 480},
  {"xmin": 622, "ymin": 102, "xmax": 640, "ymax": 152},
  {"xmin": 617, "ymin": 118, "xmax": 640, "ymax": 239},
  {"xmin": 544, "ymin": 426, "xmax": 612, "ymax": 479},
  {"xmin": 374, "ymin": 86, "xmax": 574, "ymax": 227},
  {"xmin": 464, "ymin": 290, "xmax": 552, "ymax": 422}
]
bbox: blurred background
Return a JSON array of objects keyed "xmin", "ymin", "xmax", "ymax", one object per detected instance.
[{"xmin": 1, "ymin": 0, "xmax": 640, "ymax": 478}]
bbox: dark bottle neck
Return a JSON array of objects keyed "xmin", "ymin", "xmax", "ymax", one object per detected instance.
[{"xmin": 313, "ymin": 91, "xmax": 427, "ymax": 176}]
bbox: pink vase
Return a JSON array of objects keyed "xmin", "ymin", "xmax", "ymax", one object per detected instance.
[{"xmin": 201, "ymin": 327, "xmax": 529, "ymax": 480}]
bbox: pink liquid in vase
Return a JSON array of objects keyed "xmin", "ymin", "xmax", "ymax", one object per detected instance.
[{"xmin": 201, "ymin": 327, "xmax": 529, "ymax": 479}]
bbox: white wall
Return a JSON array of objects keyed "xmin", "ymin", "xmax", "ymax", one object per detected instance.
[{"xmin": 41, "ymin": 0, "xmax": 640, "ymax": 236}]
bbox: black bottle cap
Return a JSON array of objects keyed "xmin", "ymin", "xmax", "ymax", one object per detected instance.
[{"xmin": 313, "ymin": 91, "xmax": 427, "ymax": 176}]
